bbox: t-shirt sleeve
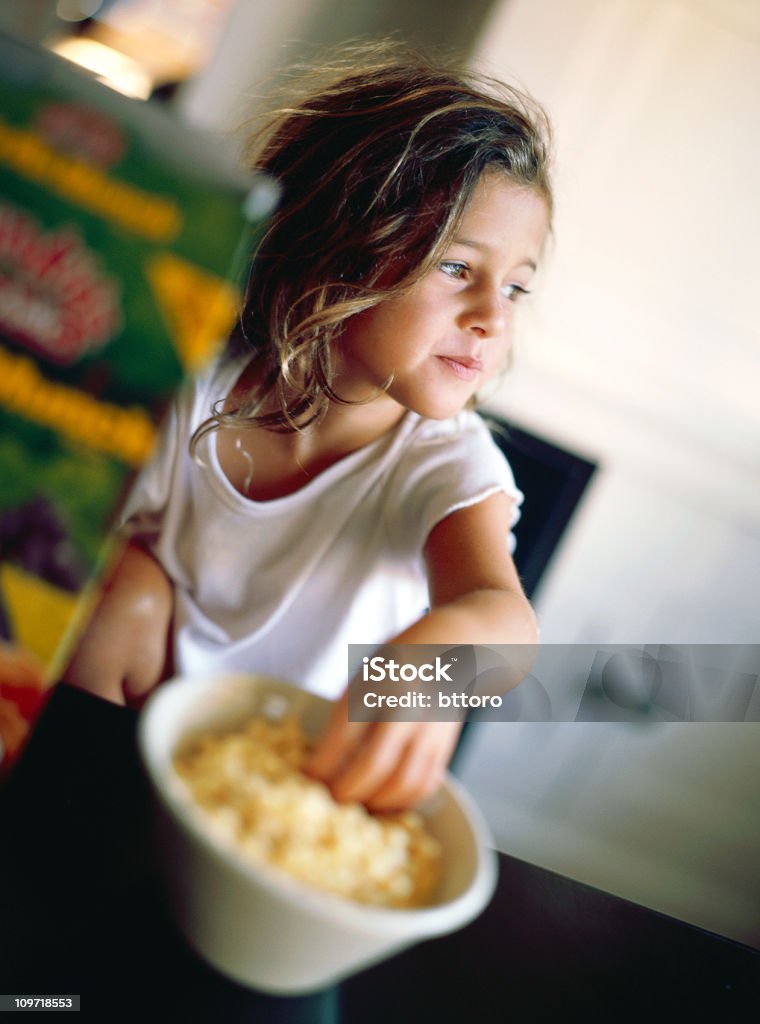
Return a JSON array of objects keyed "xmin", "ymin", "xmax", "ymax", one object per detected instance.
[
  {"xmin": 117, "ymin": 381, "xmax": 187, "ymax": 545},
  {"xmin": 385, "ymin": 412, "xmax": 524, "ymax": 557},
  {"xmin": 117, "ymin": 351, "xmax": 245, "ymax": 546}
]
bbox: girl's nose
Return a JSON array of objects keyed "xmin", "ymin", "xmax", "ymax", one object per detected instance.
[{"xmin": 459, "ymin": 284, "xmax": 508, "ymax": 338}]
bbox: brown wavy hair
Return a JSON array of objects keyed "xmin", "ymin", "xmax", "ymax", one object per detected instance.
[{"xmin": 198, "ymin": 41, "xmax": 552, "ymax": 442}]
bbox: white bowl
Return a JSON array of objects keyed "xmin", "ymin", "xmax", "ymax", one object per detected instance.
[{"xmin": 138, "ymin": 672, "xmax": 497, "ymax": 995}]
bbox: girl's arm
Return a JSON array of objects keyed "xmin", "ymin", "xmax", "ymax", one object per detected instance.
[
  {"xmin": 306, "ymin": 491, "xmax": 537, "ymax": 810},
  {"xmin": 63, "ymin": 541, "xmax": 174, "ymax": 707}
]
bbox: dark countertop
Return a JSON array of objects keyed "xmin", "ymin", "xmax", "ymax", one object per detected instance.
[{"xmin": 1, "ymin": 683, "xmax": 758, "ymax": 1022}]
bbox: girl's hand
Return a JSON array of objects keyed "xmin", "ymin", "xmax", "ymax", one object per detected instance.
[{"xmin": 304, "ymin": 690, "xmax": 462, "ymax": 812}]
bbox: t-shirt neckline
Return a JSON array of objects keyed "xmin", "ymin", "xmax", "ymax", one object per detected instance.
[{"xmin": 199, "ymin": 358, "xmax": 419, "ymax": 514}]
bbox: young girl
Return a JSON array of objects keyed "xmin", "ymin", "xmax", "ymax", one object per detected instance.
[{"xmin": 65, "ymin": 44, "xmax": 551, "ymax": 813}]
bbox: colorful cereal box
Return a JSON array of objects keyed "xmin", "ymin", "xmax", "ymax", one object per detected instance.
[{"xmin": 0, "ymin": 31, "xmax": 274, "ymax": 768}]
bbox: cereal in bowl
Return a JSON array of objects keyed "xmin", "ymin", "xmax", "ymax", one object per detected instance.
[{"xmin": 173, "ymin": 715, "xmax": 442, "ymax": 908}]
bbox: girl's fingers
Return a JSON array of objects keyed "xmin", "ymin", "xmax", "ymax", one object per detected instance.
[
  {"xmin": 365, "ymin": 734, "xmax": 443, "ymax": 812},
  {"xmin": 363, "ymin": 720, "xmax": 463, "ymax": 811},
  {"xmin": 306, "ymin": 703, "xmax": 464, "ymax": 812},
  {"xmin": 304, "ymin": 695, "xmax": 368, "ymax": 781},
  {"xmin": 328, "ymin": 721, "xmax": 413, "ymax": 805}
]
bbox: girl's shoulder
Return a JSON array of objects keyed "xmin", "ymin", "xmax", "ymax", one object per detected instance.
[
  {"xmin": 389, "ymin": 408, "xmax": 516, "ymax": 497},
  {"xmin": 402, "ymin": 408, "xmax": 499, "ymax": 453},
  {"xmin": 177, "ymin": 347, "xmax": 251, "ymax": 423},
  {"xmin": 383, "ymin": 410, "xmax": 522, "ymax": 554},
  {"xmin": 198, "ymin": 347, "xmax": 250, "ymax": 398}
]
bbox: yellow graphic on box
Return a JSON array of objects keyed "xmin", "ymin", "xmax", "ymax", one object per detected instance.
[
  {"xmin": 0, "ymin": 563, "xmax": 79, "ymax": 670},
  {"xmin": 0, "ymin": 345, "xmax": 156, "ymax": 467},
  {"xmin": 0, "ymin": 115, "xmax": 182, "ymax": 241},
  {"xmin": 146, "ymin": 252, "xmax": 239, "ymax": 372}
]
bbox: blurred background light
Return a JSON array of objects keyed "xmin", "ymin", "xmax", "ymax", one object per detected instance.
[
  {"xmin": 56, "ymin": 0, "xmax": 104, "ymax": 24},
  {"xmin": 48, "ymin": 35, "xmax": 152, "ymax": 98}
]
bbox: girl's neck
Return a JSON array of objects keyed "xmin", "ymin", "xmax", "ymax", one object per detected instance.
[{"xmin": 217, "ymin": 356, "xmax": 408, "ymax": 501}]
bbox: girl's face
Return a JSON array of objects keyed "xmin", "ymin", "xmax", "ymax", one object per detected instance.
[{"xmin": 337, "ymin": 170, "xmax": 549, "ymax": 423}]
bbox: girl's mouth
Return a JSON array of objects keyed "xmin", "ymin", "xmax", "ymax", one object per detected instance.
[{"xmin": 436, "ymin": 355, "xmax": 483, "ymax": 382}]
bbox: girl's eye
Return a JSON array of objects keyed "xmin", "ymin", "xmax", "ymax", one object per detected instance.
[
  {"xmin": 439, "ymin": 262, "xmax": 532, "ymax": 302},
  {"xmin": 439, "ymin": 261, "xmax": 468, "ymax": 280},
  {"xmin": 501, "ymin": 283, "xmax": 531, "ymax": 303}
]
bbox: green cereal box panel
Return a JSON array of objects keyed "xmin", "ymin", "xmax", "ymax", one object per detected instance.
[{"xmin": 0, "ymin": 31, "xmax": 275, "ymax": 769}]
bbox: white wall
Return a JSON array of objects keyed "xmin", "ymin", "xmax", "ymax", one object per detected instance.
[
  {"xmin": 176, "ymin": 0, "xmax": 320, "ymax": 131},
  {"xmin": 460, "ymin": 0, "xmax": 760, "ymax": 948}
]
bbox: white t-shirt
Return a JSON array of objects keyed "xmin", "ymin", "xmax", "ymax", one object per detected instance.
[{"xmin": 121, "ymin": 353, "xmax": 523, "ymax": 700}]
